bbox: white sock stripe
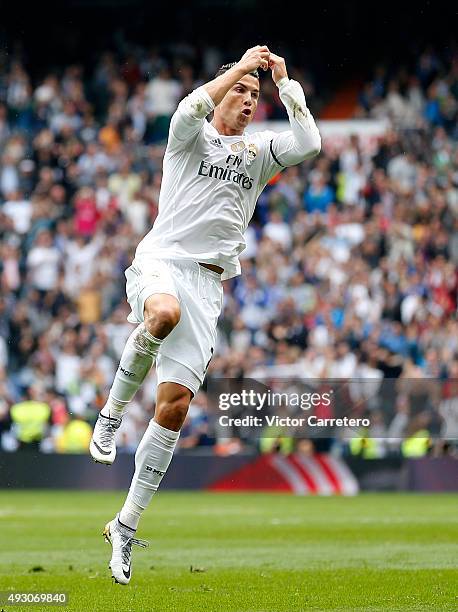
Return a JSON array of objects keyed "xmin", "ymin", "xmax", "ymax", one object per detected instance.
[
  {"xmin": 136, "ymin": 478, "xmax": 161, "ymax": 491},
  {"xmin": 151, "ymin": 420, "xmax": 180, "ymax": 442},
  {"xmin": 109, "ymin": 394, "xmax": 129, "ymax": 406},
  {"xmin": 147, "ymin": 440, "xmax": 176, "ymax": 456},
  {"xmin": 143, "ymin": 328, "xmax": 163, "ymax": 345},
  {"xmin": 133, "ymin": 324, "xmax": 162, "ymax": 358},
  {"xmin": 101, "ymin": 395, "xmax": 128, "ymax": 419}
]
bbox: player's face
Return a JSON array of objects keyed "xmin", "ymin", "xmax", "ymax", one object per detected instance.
[{"xmin": 219, "ymin": 74, "xmax": 260, "ymax": 132}]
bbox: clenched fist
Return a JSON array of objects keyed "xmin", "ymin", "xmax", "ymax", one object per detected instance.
[{"xmin": 238, "ymin": 45, "xmax": 270, "ymax": 75}]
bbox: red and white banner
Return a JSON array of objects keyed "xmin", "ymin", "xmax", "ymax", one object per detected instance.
[{"xmin": 208, "ymin": 453, "xmax": 359, "ymax": 496}]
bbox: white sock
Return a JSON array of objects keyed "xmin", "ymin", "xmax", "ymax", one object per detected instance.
[
  {"xmin": 101, "ymin": 323, "xmax": 162, "ymax": 420},
  {"xmin": 119, "ymin": 420, "xmax": 180, "ymax": 530}
]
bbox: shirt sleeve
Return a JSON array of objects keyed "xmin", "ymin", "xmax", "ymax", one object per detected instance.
[
  {"xmin": 269, "ymin": 78, "xmax": 321, "ymax": 168},
  {"xmin": 167, "ymin": 86, "xmax": 215, "ymax": 152}
]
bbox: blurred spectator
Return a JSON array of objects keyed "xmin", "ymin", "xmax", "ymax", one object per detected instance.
[
  {"xmin": 9, "ymin": 386, "xmax": 51, "ymax": 450},
  {"xmin": 145, "ymin": 67, "xmax": 182, "ymax": 143},
  {"xmin": 179, "ymin": 392, "xmax": 214, "ymax": 449},
  {"xmin": 55, "ymin": 415, "xmax": 92, "ymax": 453},
  {"xmin": 304, "ymin": 174, "xmax": 335, "ymax": 214},
  {"xmin": 26, "ymin": 230, "xmax": 61, "ymax": 293},
  {"xmin": 263, "ymin": 211, "xmax": 292, "ymax": 250},
  {"xmin": 2, "ymin": 190, "xmax": 32, "ymax": 233}
]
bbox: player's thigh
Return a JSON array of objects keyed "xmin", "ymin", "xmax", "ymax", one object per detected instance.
[
  {"xmin": 158, "ymin": 263, "xmax": 222, "ymax": 388},
  {"xmin": 156, "ymin": 355, "xmax": 201, "ymax": 399},
  {"xmin": 125, "ymin": 257, "xmax": 179, "ymax": 324}
]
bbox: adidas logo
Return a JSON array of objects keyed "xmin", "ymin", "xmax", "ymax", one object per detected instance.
[{"xmin": 210, "ymin": 137, "xmax": 223, "ymax": 148}]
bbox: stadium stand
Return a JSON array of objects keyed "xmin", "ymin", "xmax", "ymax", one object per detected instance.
[{"xmin": 0, "ymin": 42, "xmax": 456, "ymax": 455}]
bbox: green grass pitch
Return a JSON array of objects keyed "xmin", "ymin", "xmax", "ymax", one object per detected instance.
[{"xmin": 0, "ymin": 491, "xmax": 456, "ymax": 611}]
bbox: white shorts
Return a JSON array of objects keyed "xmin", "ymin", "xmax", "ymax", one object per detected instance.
[{"xmin": 125, "ymin": 256, "xmax": 223, "ymax": 396}]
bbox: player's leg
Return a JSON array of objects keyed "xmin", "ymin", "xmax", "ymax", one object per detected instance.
[
  {"xmin": 103, "ymin": 261, "xmax": 221, "ymax": 584},
  {"xmin": 90, "ymin": 292, "xmax": 180, "ymax": 464},
  {"xmin": 119, "ymin": 381, "xmax": 191, "ymax": 528},
  {"xmin": 103, "ymin": 293, "xmax": 180, "ymax": 417},
  {"xmin": 105, "ymin": 380, "xmax": 192, "ymax": 584}
]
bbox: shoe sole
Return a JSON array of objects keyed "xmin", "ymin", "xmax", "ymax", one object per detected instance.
[
  {"xmin": 92, "ymin": 457, "xmax": 113, "ymax": 466},
  {"xmin": 90, "ymin": 440, "xmax": 115, "ymax": 466},
  {"xmin": 103, "ymin": 522, "xmax": 112, "ymax": 545}
]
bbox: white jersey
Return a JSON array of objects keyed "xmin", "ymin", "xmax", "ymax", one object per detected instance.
[{"xmin": 135, "ymin": 78, "xmax": 321, "ymax": 280}]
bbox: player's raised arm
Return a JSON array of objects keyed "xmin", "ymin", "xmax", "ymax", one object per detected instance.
[
  {"xmin": 203, "ymin": 45, "xmax": 270, "ymax": 105},
  {"xmin": 168, "ymin": 45, "xmax": 270, "ymax": 148},
  {"xmin": 268, "ymin": 52, "xmax": 321, "ymax": 166}
]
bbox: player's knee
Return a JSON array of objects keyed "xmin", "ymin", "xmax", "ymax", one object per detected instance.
[
  {"xmin": 144, "ymin": 297, "xmax": 180, "ymax": 338},
  {"xmin": 155, "ymin": 393, "xmax": 190, "ymax": 431}
]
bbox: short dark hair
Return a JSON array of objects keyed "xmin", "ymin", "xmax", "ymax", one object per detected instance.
[{"xmin": 215, "ymin": 62, "xmax": 259, "ymax": 79}]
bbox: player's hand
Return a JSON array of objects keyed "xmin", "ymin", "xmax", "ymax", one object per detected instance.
[
  {"xmin": 238, "ymin": 45, "xmax": 270, "ymax": 74},
  {"xmin": 268, "ymin": 52, "xmax": 288, "ymax": 85}
]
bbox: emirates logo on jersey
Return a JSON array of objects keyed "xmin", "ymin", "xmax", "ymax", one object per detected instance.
[{"xmin": 197, "ymin": 154, "xmax": 254, "ymax": 190}]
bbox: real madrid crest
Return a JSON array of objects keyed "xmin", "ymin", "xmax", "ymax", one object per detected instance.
[{"xmin": 246, "ymin": 143, "xmax": 258, "ymax": 166}]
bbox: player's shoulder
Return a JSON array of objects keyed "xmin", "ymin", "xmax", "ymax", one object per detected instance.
[
  {"xmin": 244, "ymin": 129, "xmax": 280, "ymax": 158},
  {"xmin": 246, "ymin": 128, "xmax": 279, "ymax": 145},
  {"xmin": 203, "ymin": 119, "xmax": 217, "ymax": 135},
  {"xmin": 196, "ymin": 119, "xmax": 219, "ymax": 143}
]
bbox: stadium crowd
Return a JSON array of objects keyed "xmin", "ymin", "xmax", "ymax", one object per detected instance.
[{"xmin": 0, "ymin": 43, "xmax": 457, "ymax": 456}]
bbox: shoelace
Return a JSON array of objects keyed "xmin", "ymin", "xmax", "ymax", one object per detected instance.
[
  {"xmin": 120, "ymin": 534, "xmax": 149, "ymax": 566},
  {"xmin": 99, "ymin": 416, "xmax": 120, "ymax": 448}
]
